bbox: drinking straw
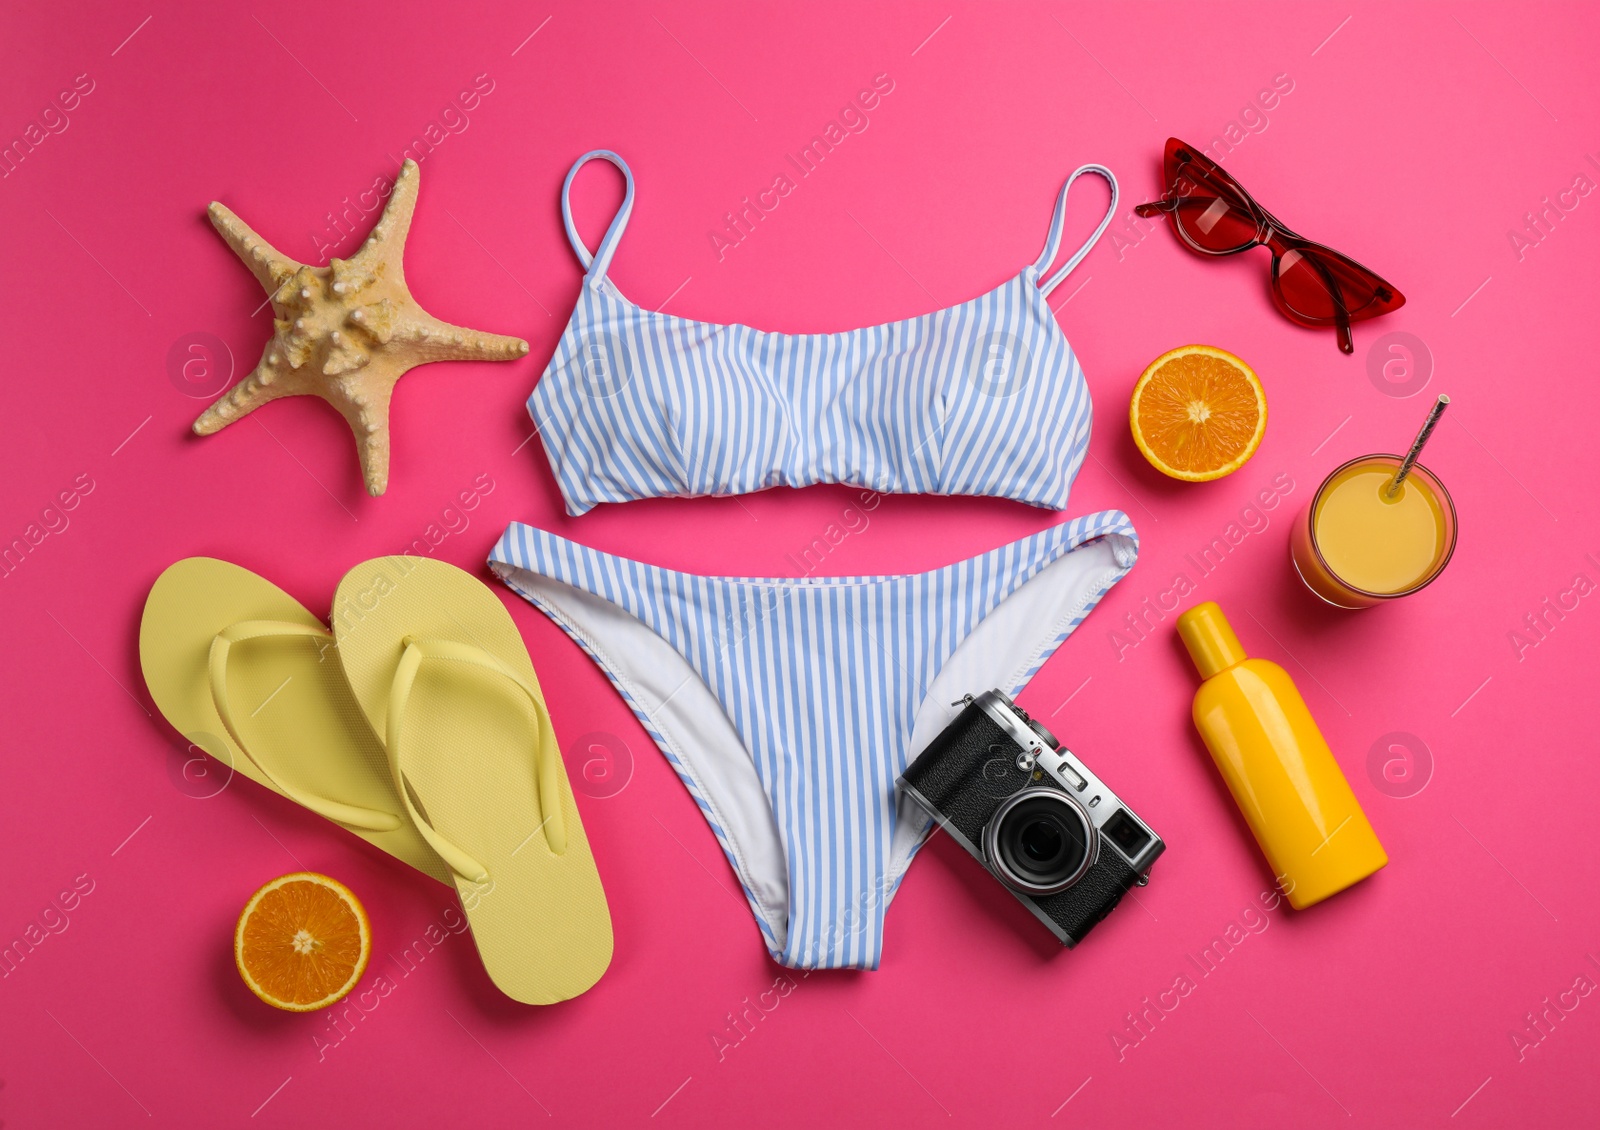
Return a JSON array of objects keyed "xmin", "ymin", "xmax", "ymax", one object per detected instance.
[{"xmin": 1387, "ymin": 394, "xmax": 1449, "ymax": 498}]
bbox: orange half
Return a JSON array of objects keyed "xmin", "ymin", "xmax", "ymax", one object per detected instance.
[
  {"xmin": 235, "ymin": 872, "xmax": 371, "ymax": 1011},
  {"xmin": 1129, "ymin": 345, "xmax": 1267, "ymax": 481}
]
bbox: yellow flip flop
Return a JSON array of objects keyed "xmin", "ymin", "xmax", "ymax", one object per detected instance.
[
  {"xmin": 139, "ymin": 558, "xmax": 451, "ymax": 885},
  {"xmin": 331, "ymin": 556, "xmax": 612, "ymax": 1004}
]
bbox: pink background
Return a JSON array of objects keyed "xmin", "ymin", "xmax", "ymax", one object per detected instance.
[{"xmin": 3, "ymin": 2, "xmax": 1597, "ymax": 1126}]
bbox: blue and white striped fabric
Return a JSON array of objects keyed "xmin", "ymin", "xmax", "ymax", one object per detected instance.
[
  {"xmin": 489, "ymin": 511, "xmax": 1139, "ymax": 969},
  {"xmin": 529, "ymin": 150, "xmax": 1119, "ymax": 517}
]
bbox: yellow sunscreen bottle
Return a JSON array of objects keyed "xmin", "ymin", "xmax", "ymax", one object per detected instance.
[{"xmin": 1177, "ymin": 602, "xmax": 1387, "ymax": 909}]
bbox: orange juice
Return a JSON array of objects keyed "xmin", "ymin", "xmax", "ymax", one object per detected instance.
[{"xmin": 1291, "ymin": 455, "xmax": 1456, "ymax": 608}]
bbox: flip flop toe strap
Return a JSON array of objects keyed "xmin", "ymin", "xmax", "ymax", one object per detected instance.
[
  {"xmin": 386, "ymin": 636, "xmax": 568, "ymax": 884},
  {"xmin": 208, "ymin": 621, "xmax": 404, "ymax": 832}
]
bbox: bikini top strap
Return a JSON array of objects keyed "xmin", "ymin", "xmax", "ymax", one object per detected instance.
[
  {"xmin": 561, "ymin": 149, "xmax": 635, "ymax": 282},
  {"xmin": 1032, "ymin": 164, "xmax": 1119, "ymax": 297}
]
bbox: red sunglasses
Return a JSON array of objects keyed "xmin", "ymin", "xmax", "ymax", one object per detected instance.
[{"xmin": 1134, "ymin": 138, "xmax": 1404, "ymax": 354}]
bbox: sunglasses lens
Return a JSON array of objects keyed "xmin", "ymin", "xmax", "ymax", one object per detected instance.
[
  {"xmin": 1169, "ymin": 172, "xmax": 1258, "ymax": 253},
  {"xmin": 1151, "ymin": 139, "xmax": 1406, "ymax": 349},
  {"xmin": 1275, "ymin": 246, "xmax": 1389, "ymax": 324}
]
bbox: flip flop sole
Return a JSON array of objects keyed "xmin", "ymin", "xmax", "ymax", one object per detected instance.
[
  {"xmin": 139, "ymin": 557, "xmax": 450, "ymax": 884},
  {"xmin": 332, "ymin": 556, "xmax": 612, "ymax": 1004}
]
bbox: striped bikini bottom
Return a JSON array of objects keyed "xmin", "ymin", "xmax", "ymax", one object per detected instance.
[{"xmin": 488, "ymin": 511, "xmax": 1138, "ymax": 969}]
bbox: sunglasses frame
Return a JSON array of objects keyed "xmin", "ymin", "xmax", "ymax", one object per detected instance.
[{"xmin": 1135, "ymin": 138, "xmax": 1404, "ymax": 354}]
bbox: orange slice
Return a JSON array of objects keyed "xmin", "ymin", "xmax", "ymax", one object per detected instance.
[
  {"xmin": 1129, "ymin": 345, "xmax": 1267, "ymax": 481},
  {"xmin": 234, "ymin": 872, "xmax": 371, "ymax": 1011}
]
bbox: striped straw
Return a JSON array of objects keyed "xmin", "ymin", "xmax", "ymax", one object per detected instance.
[{"xmin": 1387, "ymin": 394, "xmax": 1450, "ymax": 498}]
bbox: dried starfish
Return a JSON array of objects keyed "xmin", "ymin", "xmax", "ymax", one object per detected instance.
[{"xmin": 195, "ymin": 159, "xmax": 529, "ymax": 496}]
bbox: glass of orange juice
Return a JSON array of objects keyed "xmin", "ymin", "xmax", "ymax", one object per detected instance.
[{"xmin": 1291, "ymin": 454, "xmax": 1457, "ymax": 608}]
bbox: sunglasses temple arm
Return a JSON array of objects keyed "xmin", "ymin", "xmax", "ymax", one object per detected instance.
[
  {"xmin": 1335, "ymin": 314, "xmax": 1353, "ymax": 353},
  {"xmin": 1295, "ymin": 247, "xmax": 1355, "ymax": 354},
  {"xmin": 1142, "ymin": 186, "xmax": 1358, "ymax": 352}
]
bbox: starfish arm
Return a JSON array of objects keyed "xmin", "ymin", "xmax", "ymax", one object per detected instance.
[
  {"xmin": 192, "ymin": 354, "xmax": 303, "ymax": 435},
  {"xmin": 399, "ymin": 311, "xmax": 531, "ymax": 363},
  {"xmin": 198, "ymin": 156, "xmax": 528, "ymax": 498},
  {"xmin": 207, "ymin": 202, "xmax": 304, "ymax": 296},
  {"xmin": 334, "ymin": 380, "xmax": 395, "ymax": 496},
  {"xmin": 351, "ymin": 159, "xmax": 421, "ymax": 274}
]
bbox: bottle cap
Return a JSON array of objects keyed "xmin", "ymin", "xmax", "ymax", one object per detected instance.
[{"xmin": 1177, "ymin": 602, "xmax": 1248, "ymax": 679}]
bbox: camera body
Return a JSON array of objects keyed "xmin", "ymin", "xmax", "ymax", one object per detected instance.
[{"xmin": 899, "ymin": 690, "xmax": 1164, "ymax": 946}]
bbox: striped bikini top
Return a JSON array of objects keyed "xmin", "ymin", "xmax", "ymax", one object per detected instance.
[{"xmin": 530, "ymin": 150, "xmax": 1118, "ymax": 516}]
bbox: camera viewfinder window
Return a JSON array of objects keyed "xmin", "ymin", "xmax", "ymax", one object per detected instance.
[{"xmin": 1103, "ymin": 810, "xmax": 1152, "ymax": 858}]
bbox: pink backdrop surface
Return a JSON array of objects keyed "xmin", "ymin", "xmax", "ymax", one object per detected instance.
[{"xmin": 2, "ymin": 2, "xmax": 1597, "ymax": 1126}]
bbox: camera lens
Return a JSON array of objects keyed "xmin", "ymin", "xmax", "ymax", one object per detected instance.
[
  {"xmin": 983, "ymin": 788, "xmax": 1095, "ymax": 896},
  {"xmin": 1005, "ymin": 802, "xmax": 1083, "ymax": 882},
  {"xmin": 1020, "ymin": 817, "xmax": 1064, "ymax": 863}
]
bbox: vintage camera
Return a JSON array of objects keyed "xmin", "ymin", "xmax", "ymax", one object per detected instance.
[{"xmin": 898, "ymin": 690, "xmax": 1164, "ymax": 946}]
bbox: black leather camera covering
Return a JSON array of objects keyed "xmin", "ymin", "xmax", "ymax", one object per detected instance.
[
  {"xmin": 901, "ymin": 704, "xmax": 1033, "ymax": 843},
  {"xmin": 900, "ymin": 701, "xmax": 1142, "ymax": 945},
  {"xmin": 1035, "ymin": 845, "xmax": 1140, "ymax": 945}
]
